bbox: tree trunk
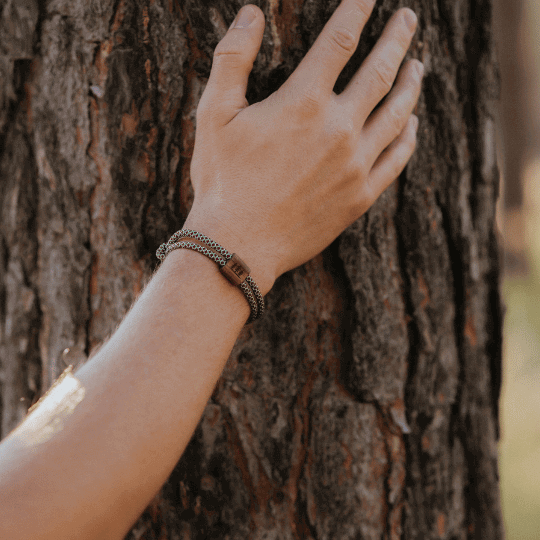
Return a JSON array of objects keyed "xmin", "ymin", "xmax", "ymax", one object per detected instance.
[{"xmin": 0, "ymin": 0, "xmax": 504, "ymax": 538}]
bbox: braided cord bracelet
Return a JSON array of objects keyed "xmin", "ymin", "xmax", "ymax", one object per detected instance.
[{"xmin": 156, "ymin": 229, "xmax": 265, "ymax": 324}]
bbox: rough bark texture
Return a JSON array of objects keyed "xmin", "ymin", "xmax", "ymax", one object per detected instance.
[{"xmin": 0, "ymin": 0, "xmax": 504, "ymax": 539}]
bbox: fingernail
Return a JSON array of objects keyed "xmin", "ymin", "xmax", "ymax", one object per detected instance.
[
  {"xmin": 404, "ymin": 9, "xmax": 417, "ymax": 32},
  {"xmin": 234, "ymin": 5, "xmax": 256, "ymax": 28},
  {"xmin": 416, "ymin": 61, "xmax": 424, "ymax": 79},
  {"xmin": 412, "ymin": 115, "xmax": 419, "ymax": 131}
]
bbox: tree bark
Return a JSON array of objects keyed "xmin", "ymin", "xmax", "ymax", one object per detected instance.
[{"xmin": 0, "ymin": 0, "xmax": 504, "ymax": 539}]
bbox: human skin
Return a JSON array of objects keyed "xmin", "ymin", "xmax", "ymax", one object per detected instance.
[
  {"xmin": 187, "ymin": 0, "xmax": 423, "ymax": 292},
  {"xmin": 0, "ymin": 1, "xmax": 423, "ymax": 538}
]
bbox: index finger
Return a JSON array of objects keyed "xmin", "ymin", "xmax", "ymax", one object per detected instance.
[{"xmin": 285, "ymin": 0, "xmax": 376, "ymax": 102}]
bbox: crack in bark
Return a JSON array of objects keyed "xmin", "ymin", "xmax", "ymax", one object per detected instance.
[
  {"xmin": 462, "ymin": 1, "xmax": 502, "ymax": 537},
  {"xmin": 436, "ymin": 185, "xmax": 468, "ymax": 532},
  {"xmin": 373, "ymin": 401, "xmax": 398, "ymax": 540},
  {"xmin": 486, "ymin": 228, "xmax": 503, "ymax": 441},
  {"xmin": 139, "ymin": 0, "xmax": 162, "ymax": 257},
  {"xmin": 174, "ymin": 8, "xmax": 194, "ymax": 228},
  {"xmin": 0, "ymin": 54, "xmax": 42, "ymax": 437},
  {"xmin": 295, "ymin": 412, "xmax": 319, "ymax": 540},
  {"xmin": 84, "ymin": 75, "xmax": 96, "ymax": 361},
  {"xmin": 108, "ymin": 0, "xmax": 123, "ymax": 35},
  {"xmin": 325, "ymin": 236, "xmax": 358, "ymax": 400},
  {"xmin": 32, "ymin": 0, "xmax": 46, "ymax": 57},
  {"xmin": 464, "ymin": 0, "xmax": 503, "ymax": 442},
  {"xmin": 394, "ymin": 165, "xmax": 425, "ymax": 540},
  {"xmin": 0, "ymin": 59, "xmax": 28, "ymax": 173}
]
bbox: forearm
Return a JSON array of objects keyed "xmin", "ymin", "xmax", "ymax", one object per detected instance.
[
  {"xmin": 0, "ymin": 0, "xmax": 423, "ymax": 535},
  {"xmin": 0, "ymin": 222, "xmax": 273, "ymax": 540}
]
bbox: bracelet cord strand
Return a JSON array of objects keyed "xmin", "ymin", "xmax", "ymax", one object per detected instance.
[{"xmin": 156, "ymin": 229, "xmax": 265, "ymax": 324}]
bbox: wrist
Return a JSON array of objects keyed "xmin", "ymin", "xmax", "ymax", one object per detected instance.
[{"xmin": 180, "ymin": 208, "xmax": 276, "ymax": 298}]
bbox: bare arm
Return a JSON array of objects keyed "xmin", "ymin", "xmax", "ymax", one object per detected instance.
[
  {"xmin": 0, "ymin": 213, "xmax": 273, "ymax": 540},
  {"xmin": 0, "ymin": 0, "xmax": 423, "ymax": 538}
]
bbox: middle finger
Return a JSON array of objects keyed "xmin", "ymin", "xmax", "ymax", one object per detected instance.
[{"xmin": 336, "ymin": 7, "xmax": 418, "ymax": 124}]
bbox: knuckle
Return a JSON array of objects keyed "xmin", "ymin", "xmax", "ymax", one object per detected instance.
[
  {"xmin": 387, "ymin": 106, "xmax": 405, "ymax": 138},
  {"xmin": 346, "ymin": 166, "xmax": 371, "ymax": 222},
  {"xmin": 326, "ymin": 26, "xmax": 358, "ymax": 55},
  {"xmin": 395, "ymin": 143, "xmax": 415, "ymax": 175},
  {"xmin": 372, "ymin": 60, "xmax": 395, "ymax": 94},
  {"xmin": 213, "ymin": 44, "xmax": 243, "ymax": 63},
  {"xmin": 353, "ymin": 167, "xmax": 370, "ymax": 196},
  {"xmin": 196, "ymin": 100, "xmax": 223, "ymax": 127},
  {"xmin": 298, "ymin": 85, "xmax": 325, "ymax": 116},
  {"xmin": 403, "ymin": 119, "xmax": 418, "ymax": 144},
  {"xmin": 331, "ymin": 120, "xmax": 356, "ymax": 147},
  {"xmin": 392, "ymin": 156, "xmax": 407, "ymax": 179},
  {"xmin": 344, "ymin": 160, "xmax": 364, "ymax": 185},
  {"xmin": 357, "ymin": 156, "xmax": 370, "ymax": 179},
  {"xmin": 353, "ymin": 0, "xmax": 375, "ymax": 20},
  {"xmin": 354, "ymin": 183, "xmax": 374, "ymax": 218}
]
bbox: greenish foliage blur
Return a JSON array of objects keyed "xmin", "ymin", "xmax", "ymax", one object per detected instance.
[{"xmin": 500, "ymin": 266, "xmax": 540, "ymax": 540}]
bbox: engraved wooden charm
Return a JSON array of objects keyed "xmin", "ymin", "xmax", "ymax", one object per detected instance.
[{"xmin": 220, "ymin": 253, "xmax": 250, "ymax": 286}]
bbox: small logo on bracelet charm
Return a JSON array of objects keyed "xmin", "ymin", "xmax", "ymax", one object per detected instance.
[
  {"xmin": 221, "ymin": 253, "xmax": 250, "ymax": 286},
  {"xmin": 231, "ymin": 261, "xmax": 246, "ymax": 278}
]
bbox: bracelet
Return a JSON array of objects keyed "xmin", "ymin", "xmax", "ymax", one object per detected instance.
[{"xmin": 156, "ymin": 229, "xmax": 265, "ymax": 324}]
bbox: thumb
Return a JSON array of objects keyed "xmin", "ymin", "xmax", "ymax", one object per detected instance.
[{"xmin": 201, "ymin": 5, "xmax": 264, "ymax": 123}]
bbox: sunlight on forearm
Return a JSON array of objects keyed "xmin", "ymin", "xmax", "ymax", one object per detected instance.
[{"xmin": 4, "ymin": 366, "xmax": 86, "ymax": 452}]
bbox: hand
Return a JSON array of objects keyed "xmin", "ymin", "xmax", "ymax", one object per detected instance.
[{"xmin": 184, "ymin": 0, "xmax": 423, "ymax": 296}]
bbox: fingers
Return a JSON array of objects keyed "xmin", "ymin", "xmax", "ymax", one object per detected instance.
[
  {"xmin": 362, "ymin": 58, "xmax": 424, "ymax": 159},
  {"xmin": 284, "ymin": 0, "xmax": 376, "ymax": 103},
  {"xmin": 363, "ymin": 114, "xmax": 418, "ymax": 203},
  {"xmin": 198, "ymin": 5, "xmax": 265, "ymax": 126},
  {"xmin": 338, "ymin": 8, "xmax": 417, "ymax": 121}
]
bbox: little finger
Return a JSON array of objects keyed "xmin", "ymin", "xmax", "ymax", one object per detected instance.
[
  {"xmin": 361, "ymin": 114, "xmax": 418, "ymax": 206},
  {"xmin": 362, "ymin": 59, "xmax": 424, "ymax": 158}
]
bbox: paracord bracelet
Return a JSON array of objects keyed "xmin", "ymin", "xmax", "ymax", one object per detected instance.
[{"xmin": 156, "ymin": 229, "xmax": 265, "ymax": 324}]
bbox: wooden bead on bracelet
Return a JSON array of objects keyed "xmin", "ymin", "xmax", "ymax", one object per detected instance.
[{"xmin": 156, "ymin": 229, "xmax": 265, "ymax": 324}]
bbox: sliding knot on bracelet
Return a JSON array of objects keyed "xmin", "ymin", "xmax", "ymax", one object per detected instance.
[{"xmin": 156, "ymin": 229, "xmax": 265, "ymax": 324}]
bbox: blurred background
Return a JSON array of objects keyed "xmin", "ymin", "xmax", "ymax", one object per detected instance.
[{"xmin": 493, "ymin": 0, "xmax": 540, "ymax": 537}]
